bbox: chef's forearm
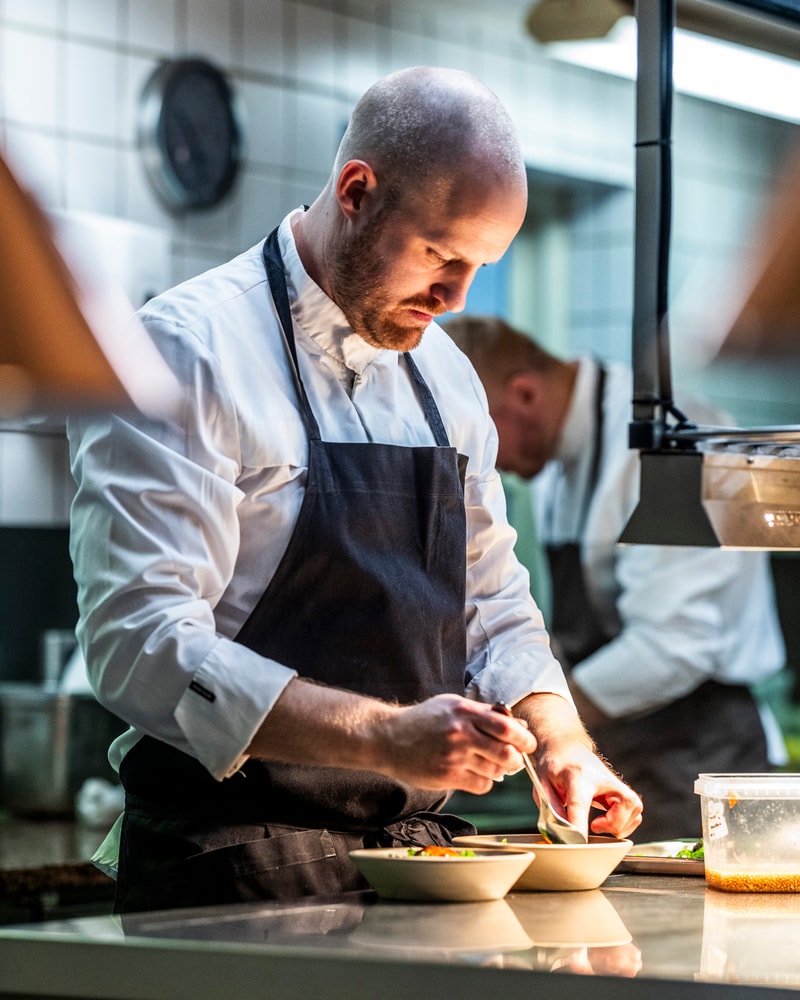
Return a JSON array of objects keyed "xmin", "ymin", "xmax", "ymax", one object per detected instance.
[
  {"xmin": 246, "ymin": 679, "xmax": 539, "ymax": 794},
  {"xmin": 245, "ymin": 676, "xmax": 400, "ymax": 772},
  {"xmin": 511, "ymin": 690, "xmax": 595, "ymax": 757}
]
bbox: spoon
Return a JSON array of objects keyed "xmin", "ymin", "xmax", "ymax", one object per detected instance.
[{"xmin": 491, "ymin": 702, "xmax": 587, "ymax": 845}]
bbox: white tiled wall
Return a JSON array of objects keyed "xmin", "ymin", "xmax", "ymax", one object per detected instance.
[
  {"xmin": 0, "ymin": 431, "xmax": 74, "ymax": 526},
  {"xmin": 0, "ymin": 0, "xmax": 798, "ymax": 523}
]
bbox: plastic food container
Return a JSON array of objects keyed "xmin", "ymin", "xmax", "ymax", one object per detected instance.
[{"xmin": 694, "ymin": 773, "xmax": 800, "ymax": 893}]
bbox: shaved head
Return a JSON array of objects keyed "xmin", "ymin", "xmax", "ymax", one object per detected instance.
[
  {"xmin": 334, "ymin": 66, "xmax": 526, "ymax": 202},
  {"xmin": 293, "ymin": 66, "xmax": 528, "ymax": 352}
]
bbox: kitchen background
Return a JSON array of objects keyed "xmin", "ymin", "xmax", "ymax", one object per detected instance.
[{"xmin": 1, "ymin": 0, "xmax": 800, "ymax": 814}]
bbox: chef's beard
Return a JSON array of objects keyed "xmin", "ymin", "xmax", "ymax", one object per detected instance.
[{"xmin": 330, "ymin": 208, "xmax": 443, "ymax": 352}]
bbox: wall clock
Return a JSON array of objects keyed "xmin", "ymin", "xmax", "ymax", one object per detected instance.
[{"xmin": 138, "ymin": 57, "xmax": 246, "ymax": 212}]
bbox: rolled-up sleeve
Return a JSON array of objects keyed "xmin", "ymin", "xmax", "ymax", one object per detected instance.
[{"xmin": 68, "ymin": 316, "xmax": 297, "ymax": 780}]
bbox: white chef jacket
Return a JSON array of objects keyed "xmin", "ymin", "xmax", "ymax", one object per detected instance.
[
  {"xmin": 533, "ymin": 356, "xmax": 786, "ymax": 740},
  {"xmin": 68, "ymin": 211, "xmax": 569, "ymax": 783}
]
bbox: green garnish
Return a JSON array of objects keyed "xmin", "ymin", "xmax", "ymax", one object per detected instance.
[{"xmin": 676, "ymin": 841, "xmax": 704, "ymax": 860}]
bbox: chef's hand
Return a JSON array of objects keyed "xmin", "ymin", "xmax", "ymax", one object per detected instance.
[
  {"xmin": 537, "ymin": 739, "xmax": 643, "ymax": 841},
  {"xmin": 513, "ymin": 692, "xmax": 643, "ymax": 841},
  {"xmin": 378, "ymin": 693, "xmax": 539, "ymax": 793},
  {"xmin": 247, "ymin": 680, "xmax": 537, "ymax": 795}
]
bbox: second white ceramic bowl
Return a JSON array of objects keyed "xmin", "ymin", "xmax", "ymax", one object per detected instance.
[{"xmin": 453, "ymin": 834, "xmax": 631, "ymax": 891}]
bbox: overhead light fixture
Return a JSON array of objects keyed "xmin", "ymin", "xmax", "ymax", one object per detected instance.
[
  {"xmin": 526, "ymin": 0, "xmax": 800, "ymax": 60},
  {"xmin": 526, "ymin": 0, "xmax": 800, "ymax": 122},
  {"xmin": 714, "ymin": 144, "xmax": 800, "ymax": 358},
  {"xmin": 620, "ymin": 440, "xmax": 800, "ymax": 549},
  {"xmin": 527, "ymin": 0, "xmax": 632, "ymax": 40}
]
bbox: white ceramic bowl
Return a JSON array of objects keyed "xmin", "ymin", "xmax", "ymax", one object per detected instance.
[
  {"xmin": 349, "ymin": 847, "xmax": 534, "ymax": 902},
  {"xmin": 453, "ymin": 834, "xmax": 632, "ymax": 891}
]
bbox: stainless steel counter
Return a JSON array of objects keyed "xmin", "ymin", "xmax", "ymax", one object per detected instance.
[{"xmin": 2, "ymin": 872, "xmax": 800, "ymax": 999}]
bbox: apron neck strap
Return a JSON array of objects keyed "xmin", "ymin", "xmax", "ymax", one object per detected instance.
[
  {"xmin": 403, "ymin": 353, "xmax": 450, "ymax": 448},
  {"xmin": 573, "ymin": 360, "xmax": 606, "ymax": 537},
  {"xmin": 262, "ymin": 225, "xmax": 452, "ymax": 449},
  {"xmin": 263, "ymin": 227, "xmax": 322, "ymax": 441},
  {"xmin": 587, "ymin": 362, "xmax": 607, "ymax": 501},
  {"xmin": 545, "ymin": 361, "xmax": 607, "ymax": 539}
]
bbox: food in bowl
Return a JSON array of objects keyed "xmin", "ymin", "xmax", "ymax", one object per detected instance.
[{"xmin": 406, "ymin": 845, "xmax": 475, "ymax": 857}]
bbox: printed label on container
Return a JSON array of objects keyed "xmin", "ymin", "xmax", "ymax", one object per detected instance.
[{"xmin": 706, "ymin": 799, "xmax": 728, "ymax": 840}]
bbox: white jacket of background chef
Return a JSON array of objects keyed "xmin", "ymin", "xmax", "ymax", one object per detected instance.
[
  {"xmin": 532, "ymin": 356, "xmax": 787, "ymax": 760},
  {"xmin": 67, "ymin": 211, "xmax": 570, "ymax": 784}
]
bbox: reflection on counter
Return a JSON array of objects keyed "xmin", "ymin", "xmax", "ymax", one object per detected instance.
[
  {"xmin": 507, "ymin": 889, "xmax": 632, "ymax": 947},
  {"xmin": 7, "ymin": 874, "xmax": 800, "ymax": 993},
  {"xmin": 701, "ymin": 891, "xmax": 800, "ymax": 987},
  {"xmin": 344, "ymin": 897, "xmax": 533, "ymax": 956},
  {"xmin": 63, "ymin": 889, "xmax": 644, "ymax": 977},
  {"xmin": 4, "ymin": 878, "xmax": 662, "ymax": 981}
]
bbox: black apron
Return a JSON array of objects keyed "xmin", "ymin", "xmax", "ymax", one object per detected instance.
[
  {"xmin": 114, "ymin": 227, "xmax": 475, "ymax": 912},
  {"xmin": 545, "ymin": 365, "xmax": 768, "ymax": 842}
]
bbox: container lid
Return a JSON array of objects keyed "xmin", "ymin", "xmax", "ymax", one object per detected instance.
[{"xmin": 694, "ymin": 772, "xmax": 800, "ymax": 798}]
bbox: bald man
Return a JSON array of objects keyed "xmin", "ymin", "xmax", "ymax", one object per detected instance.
[
  {"xmin": 444, "ymin": 315, "xmax": 787, "ymax": 841},
  {"xmin": 69, "ymin": 68, "xmax": 642, "ymax": 913}
]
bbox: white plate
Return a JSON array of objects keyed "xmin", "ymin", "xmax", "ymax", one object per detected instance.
[
  {"xmin": 617, "ymin": 839, "xmax": 705, "ymax": 876},
  {"xmin": 349, "ymin": 847, "xmax": 534, "ymax": 902},
  {"xmin": 453, "ymin": 834, "xmax": 632, "ymax": 891}
]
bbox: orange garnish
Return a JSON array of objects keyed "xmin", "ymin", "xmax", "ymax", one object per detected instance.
[{"xmin": 411, "ymin": 845, "xmax": 462, "ymax": 857}]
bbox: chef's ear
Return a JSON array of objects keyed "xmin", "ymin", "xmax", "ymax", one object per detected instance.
[
  {"xmin": 505, "ymin": 370, "xmax": 541, "ymax": 413},
  {"xmin": 336, "ymin": 160, "xmax": 379, "ymax": 223}
]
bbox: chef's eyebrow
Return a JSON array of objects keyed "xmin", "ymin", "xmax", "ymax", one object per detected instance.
[{"xmin": 429, "ymin": 242, "xmax": 492, "ymax": 268}]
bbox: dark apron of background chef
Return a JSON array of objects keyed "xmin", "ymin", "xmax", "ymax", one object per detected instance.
[
  {"xmin": 545, "ymin": 365, "xmax": 768, "ymax": 842},
  {"xmin": 115, "ymin": 227, "xmax": 475, "ymax": 913}
]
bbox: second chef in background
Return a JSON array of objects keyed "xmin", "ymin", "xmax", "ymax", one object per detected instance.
[{"xmin": 445, "ymin": 315, "xmax": 786, "ymax": 841}]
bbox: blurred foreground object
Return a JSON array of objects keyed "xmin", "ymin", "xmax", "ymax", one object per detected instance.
[
  {"xmin": 0, "ymin": 151, "xmax": 180, "ymax": 419},
  {"xmin": 715, "ymin": 142, "xmax": 800, "ymax": 360}
]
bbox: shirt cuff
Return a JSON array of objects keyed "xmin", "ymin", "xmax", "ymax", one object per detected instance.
[
  {"xmin": 466, "ymin": 647, "xmax": 574, "ymax": 709},
  {"xmin": 174, "ymin": 637, "xmax": 297, "ymax": 781}
]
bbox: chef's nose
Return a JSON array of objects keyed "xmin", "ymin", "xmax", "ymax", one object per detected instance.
[{"xmin": 431, "ymin": 265, "xmax": 479, "ymax": 314}]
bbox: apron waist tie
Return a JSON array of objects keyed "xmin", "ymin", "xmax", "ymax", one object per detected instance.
[{"xmin": 370, "ymin": 811, "xmax": 477, "ymax": 850}]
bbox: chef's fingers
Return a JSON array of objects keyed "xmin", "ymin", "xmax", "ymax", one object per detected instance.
[
  {"xmin": 470, "ymin": 701, "xmax": 538, "ymax": 756},
  {"xmin": 544, "ymin": 750, "xmax": 642, "ymax": 840},
  {"xmin": 383, "ymin": 694, "xmax": 535, "ymax": 793},
  {"xmin": 584, "ymin": 784, "xmax": 644, "ymax": 839},
  {"xmin": 455, "ymin": 702, "xmax": 538, "ymax": 780},
  {"xmin": 590, "ymin": 793, "xmax": 643, "ymax": 839}
]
